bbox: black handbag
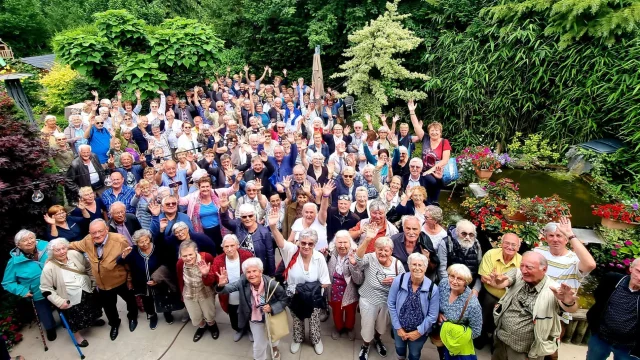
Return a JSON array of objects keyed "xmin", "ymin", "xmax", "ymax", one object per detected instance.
[{"xmin": 153, "ymin": 289, "xmax": 185, "ymax": 313}]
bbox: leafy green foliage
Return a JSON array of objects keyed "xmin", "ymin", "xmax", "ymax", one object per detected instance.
[
  {"xmin": 53, "ymin": 30, "xmax": 114, "ymax": 79},
  {"xmin": 507, "ymin": 132, "xmax": 562, "ymax": 169},
  {"xmin": 0, "ymin": 0, "xmax": 50, "ymax": 56},
  {"xmin": 113, "ymin": 53, "xmax": 167, "ymax": 97},
  {"xmin": 94, "ymin": 10, "xmax": 148, "ymax": 49},
  {"xmin": 332, "ymin": 0, "xmax": 429, "ymax": 116},
  {"xmin": 575, "ymin": 148, "xmax": 638, "ymax": 201}
]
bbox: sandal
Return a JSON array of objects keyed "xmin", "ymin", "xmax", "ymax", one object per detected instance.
[{"xmin": 272, "ymin": 347, "xmax": 281, "ymax": 360}]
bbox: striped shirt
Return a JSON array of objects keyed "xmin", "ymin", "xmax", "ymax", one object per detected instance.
[
  {"xmin": 533, "ymin": 246, "xmax": 587, "ymax": 289},
  {"xmin": 356, "ymin": 253, "xmax": 405, "ymax": 305}
]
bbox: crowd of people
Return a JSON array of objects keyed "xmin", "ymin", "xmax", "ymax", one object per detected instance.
[{"xmin": 2, "ymin": 67, "xmax": 639, "ymax": 360}]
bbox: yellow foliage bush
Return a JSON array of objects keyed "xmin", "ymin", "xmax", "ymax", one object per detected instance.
[{"xmin": 39, "ymin": 63, "xmax": 79, "ymax": 113}]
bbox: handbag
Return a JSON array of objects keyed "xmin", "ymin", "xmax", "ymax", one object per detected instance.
[
  {"xmin": 152, "ymin": 289, "xmax": 185, "ymax": 313},
  {"xmin": 441, "ymin": 157, "xmax": 459, "ymax": 184},
  {"xmin": 264, "ymin": 279, "xmax": 290, "ymax": 341},
  {"xmin": 440, "ymin": 294, "xmax": 474, "ymax": 356}
]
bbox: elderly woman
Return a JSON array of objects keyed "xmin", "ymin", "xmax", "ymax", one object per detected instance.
[
  {"xmin": 64, "ymin": 114, "xmax": 89, "ymax": 155},
  {"xmin": 388, "ymin": 253, "xmax": 439, "ymax": 360},
  {"xmin": 179, "ymin": 176, "xmax": 239, "ymax": 254},
  {"xmin": 396, "ymin": 186, "xmax": 429, "ymax": 225},
  {"xmin": 307, "ymin": 132, "xmax": 330, "ymax": 164},
  {"xmin": 41, "ymin": 114, "xmax": 63, "ymax": 147},
  {"xmin": 118, "ymin": 230, "xmax": 177, "ymax": 330},
  {"xmin": 164, "ymin": 221, "xmax": 218, "ymax": 263},
  {"xmin": 269, "ymin": 214, "xmax": 330, "ymax": 355},
  {"xmin": 2, "ymin": 230, "xmax": 56, "ymax": 340},
  {"xmin": 307, "ymin": 153, "xmax": 329, "ymax": 186},
  {"xmin": 146, "ymin": 123, "xmax": 171, "ymax": 159},
  {"xmin": 71, "ymin": 186, "xmax": 108, "ymax": 222},
  {"xmin": 176, "ymin": 240, "xmax": 219, "ymax": 342},
  {"xmin": 216, "ymin": 257, "xmax": 289, "ymax": 360},
  {"xmin": 40, "ymin": 238, "xmax": 103, "ymax": 347},
  {"xmin": 351, "ymin": 186, "xmax": 370, "ymax": 220},
  {"xmin": 355, "ymin": 232, "xmax": 406, "ymax": 360},
  {"xmin": 132, "ymin": 179, "xmax": 155, "ymax": 230},
  {"xmin": 211, "ymin": 235, "xmax": 254, "ymax": 341},
  {"xmin": 44, "ymin": 204, "xmax": 89, "ymax": 241},
  {"xmin": 423, "ymin": 205, "xmax": 448, "ymax": 252},
  {"xmin": 412, "ymin": 116, "xmax": 451, "ymax": 204},
  {"xmin": 327, "ymin": 231, "xmax": 363, "ymax": 341},
  {"xmin": 433, "ymin": 264, "xmax": 482, "ymax": 360},
  {"xmin": 233, "ymin": 180, "xmax": 268, "ymax": 224}
]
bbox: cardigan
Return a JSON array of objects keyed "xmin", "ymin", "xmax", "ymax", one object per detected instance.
[
  {"xmin": 211, "ymin": 249, "xmax": 253, "ymax": 313},
  {"xmin": 494, "ymin": 270, "xmax": 562, "ymax": 359},
  {"xmin": 176, "ymin": 252, "xmax": 215, "ymax": 296},
  {"xmin": 39, "ymin": 250, "xmax": 95, "ymax": 308},
  {"xmin": 326, "ymin": 251, "xmax": 363, "ymax": 307},
  {"xmin": 219, "ymin": 213, "xmax": 275, "ymax": 276},
  {"xmin": 388, "ymin": 273, "xmax": 439, "ymax": 336}
]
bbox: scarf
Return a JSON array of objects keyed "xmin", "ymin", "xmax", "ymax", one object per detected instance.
[
  {"xmin": 250, "ymin": 278, "xmax": 265, "ymax": 321},
  {"xmin": 284, "ymin": 107, "xmax": 302, "ymax": 126}
]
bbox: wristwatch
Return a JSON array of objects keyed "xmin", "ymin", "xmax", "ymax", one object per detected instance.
[{"xmin": 567, "ymin": 235, "xmax": 577, "ymax": 241}]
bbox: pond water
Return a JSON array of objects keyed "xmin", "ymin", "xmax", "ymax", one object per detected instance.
[{"xmin": 439, "ymin": 168, "xmax": 602, "ymax": 228}]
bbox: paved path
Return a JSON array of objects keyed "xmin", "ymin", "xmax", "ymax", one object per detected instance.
[{"xmin": 11, "ymin": 299, "xmax": 590, "ymax": 360}]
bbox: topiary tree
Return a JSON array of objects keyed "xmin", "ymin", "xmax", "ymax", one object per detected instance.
[{"xmin": 331, "ymin": 0, "xmax": 429, "ymax": 118}]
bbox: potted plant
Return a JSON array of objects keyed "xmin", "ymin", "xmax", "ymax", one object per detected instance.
[
  {"xmin": 456, "ymin": 146, "xmax": 511, "ymax": 181},
  {"xmin": 519, "ymin": 195, "xmax": 571, "ymax": 223},
  {"xmin": 592, "ymin": 201, "xmax": 640, "ymax": 229}
]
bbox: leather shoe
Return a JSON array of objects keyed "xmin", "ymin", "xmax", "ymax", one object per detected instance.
[
  {"xmin": 110, "ymin": 325, "xmax": 119, "ymax": 341},
  {"xmin": 93, "ymin": 319, "xmax": 106, "ymax": 327},
  {"xmin": 193, "ymin": 326, "xmax": 206, "ymax": 342},
  {"xmin": 78, "ymin": 339, "xmax": 89, "ymax": 348},
  {"xmin": 129, "ymin": 319, "xmax": 138, "ymax": 332},
  {"xmin": 209, "ymin": 322, "xmax": 219, "ymax": 339},
  {"xmin": 46, "ymin": 328, "xmax": 57, "ymax": 341}
]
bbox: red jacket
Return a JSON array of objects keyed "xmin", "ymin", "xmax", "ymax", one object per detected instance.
[
  {"xmin": 176, "ymin": 252, "xmax": 216, "ymax": 298},
  {"xmin": 211, "ymin": 249, "xmax": 254, "ymax": 313}
]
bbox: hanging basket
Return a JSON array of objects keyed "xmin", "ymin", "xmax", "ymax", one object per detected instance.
[
  {"xmin": 475, "ymin": 168, "xmax": 493, "ymax": 180},
  {"xmin": 600, "ymin": 217, "xmax": 639, "ymax": 230}
]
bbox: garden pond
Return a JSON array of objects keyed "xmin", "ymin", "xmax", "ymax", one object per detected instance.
[{"xmin": 439, "ymin": 168, "xmax": 604, "ymax": 308}]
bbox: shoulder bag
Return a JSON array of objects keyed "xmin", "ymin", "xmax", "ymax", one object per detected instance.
[{"xmin": 265, "ymin": 279, "xmax": 290, "ymax": 341}]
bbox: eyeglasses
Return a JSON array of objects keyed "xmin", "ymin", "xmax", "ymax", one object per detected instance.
[
  {"xmin": 460, "ymin": 231, "xmax": 476, "ymax": 239},
  {"xmin": 448, "ymin": 274, "xmax": 467, "ymax": 284},
  {"xmin": 183, "ymin": 126, "xmax": 192, "ymax": 129},
  {"xmin": 299, "ymin": 241, "xmax": 315, "ymax": 248},
  {"xmin": 409, "ymin": 165, "xmax": 421, "ymax": 169},
  {"xmin": 240, "ymin": 214, "xmax": 255, "ymax": 219},
  {"xmin": 277, "ymin": 126, "xmax": 285, "ymax": 129},
  {"xmin": 342, "ymin": 174, "xmax": 354, "ymax": 178},
  {"xmin": 502, "ymin": 242, "xmax": 519, "ymax": 249},
  {"xmin": 164, "ymin": 202, "xmax": 177, "ymax": 206}
]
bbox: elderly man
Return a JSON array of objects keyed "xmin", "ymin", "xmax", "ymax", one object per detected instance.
[
  {"xmin": 243, "ymin": 152, "xmax": 275, "ymax": 196},
  {"xmin": 489, "ymin": 251, "xmax": 578, "ymax": 360},
  {"xmin": 322, "ymin": 123, "xmax": 352, "ymax": 155},
  {"xmin": 289, "ymin": 164, "xmax": 318, "ymax": 200},
  {"xmin": 101, "ymin": 172, "xmax": 136, "ymax": 214},
  {"xmin": 534, "ymin": 217, "xmax": 596, "ymax": 359},
  {"xmin": 107, "ymin": 201, "xmax": 141, "ymax": 246},
  {"xmin": 69, "ymin": 219, "xmax": 139, "ymax": 340},
  {"xmin": 332, "ymin": 165, "xmax": 363, "ymax": 207},
  {"xmin": 148, "ymin": 195, "xmax": 194, "ymax": 238},
  {"xmin": 586, "ymin": 258, "xmax": 640, "ymax": 360},
  {"xmin": 112, "ymin": 152, "xmax": 144, "ymax": 187},
  {"xmin": 66, "ymin": 144, "xmax": 106, "ymax": 199},
  {"xmin": 401, "ymin": 158, "xmax": 431, "ymax": 191},
  {"xmin": 438, "ymin": 219, "xmax": 483, "ymax": 295},
  {"xmin": 390, "ymin": 216, "xmax": 437, "ymax": 273},
  {"xmin": 175, "ymin": 98, "xmax": 195, "ymax": 123},
  {"xmin": 162, "ymin": 222, "xmax": 217, "ymax": 263},
  {"xmin": 268, "ymin": 97, "xmax": 285, "ymax": 123},
  {"xmin": 84, "ymin": 114, "xmax": 112, "ymax": 164},
  {"xmin": 269, "ymin": 133, "xmax": 298, "ymax": 194},
  {"xmin": 155, "ymin": 159, "xmax": 195, "ymax": 199},
  {"xmin": 478, "ymin": 233, "xmax": 522, "ymax": 346},
  {"xmin": 349, "ymin": 199, "xmax": 399, "ymax": 254},
  {"xmin": 391, "ymin": 146, "xmax": 410, "ymax": 178},
  {"xmin": 323, "ymin": 180, "xmax": 360, "ymax": 242},
  {"xmin": 219, "ymin": 200, "xmax": 275, "ymax": 276},
  {"xmin": 52, "ymin": 133, "xmax": 75, "ymax": 170},
  {"xmin": 211, "ymin": 235, "xmax": 254, "ymax": 341}
]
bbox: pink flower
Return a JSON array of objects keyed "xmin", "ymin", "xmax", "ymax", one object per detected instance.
[
  {"xmin": 616, "ymin": 264, "xmax": 625, "ymax": 269},
  {"xmin": 611, "ymin": 250, "xmax": 618, "ymax": 257},
  {"xmin": 624, "ymin": 240, "xmax": 633, "ymax": 246},
  {"xmin": 624, "ymin": 258, "xmax": 632, "ymax": 266},
  {"xmin": 609, "ymin": 262, "xmax": 615, "ymax": 267},
  {"xmin": 615, "ymin": 244, "xmax": 622, "ymax": 249}
]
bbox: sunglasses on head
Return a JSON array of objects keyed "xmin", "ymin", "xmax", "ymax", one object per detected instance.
[{"xmin": 338, "ymin": 195, "xmax": 350, "ymax": 201}]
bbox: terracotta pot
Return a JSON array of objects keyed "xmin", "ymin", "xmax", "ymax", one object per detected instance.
[
  {"xmin": 504, "ymin": 210, "xmax": 527, "ymax": 222},
  {"xmin": 475, "ymin": 168, "xmax": 493, "ymax": 180},
  {"xmin": 601, "ymin": 217, "xmax": 639, "ymax": 230}
]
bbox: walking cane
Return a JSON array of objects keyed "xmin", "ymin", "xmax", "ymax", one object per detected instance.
[
  {"xmin": 59, "ymin": 310, "xmax": 86, "ymax": 359},
  {"xmin": 30, "ymin": 298, "xmax": 48, "ymax": 351}
]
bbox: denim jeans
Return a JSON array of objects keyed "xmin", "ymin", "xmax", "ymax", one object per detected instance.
[
  {"xmin": 586, "ymin": 333, "xmax": 634, "ymax": 360},
  {"xmin": 394, "ymin": 332, "xmax": 428, "ymax": 360}
]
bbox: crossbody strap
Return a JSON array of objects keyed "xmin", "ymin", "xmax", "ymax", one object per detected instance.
[
  {"xmin": 266, "ymin": 279, "xmax": 279, "ymax": 302},
  {"xmin": 49, "ymin": 259, "xmax": 86, "ymax": 276},
  {"xmin": 458, "ymin": 294, "xmax": 473, "ymax": 322}
]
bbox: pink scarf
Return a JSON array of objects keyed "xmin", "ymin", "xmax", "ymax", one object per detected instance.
[{"xmin": 250, "ymin": 278, "xmax": 265, "ymax": 322}]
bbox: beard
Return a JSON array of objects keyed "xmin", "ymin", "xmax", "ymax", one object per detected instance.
[{"xmin": 459, "ymin": 238, "xmax": 475, "ymax": 249}]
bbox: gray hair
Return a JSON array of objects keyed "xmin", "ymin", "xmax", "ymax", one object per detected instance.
[
  {"xmin": 374, "ymin": 237, "xmax": 394, "ymax": 250},
  {"xmin": 409, "ymin": 158, "xmax": 423, "ymax": 168},
  {"xmin": 299, "ymin": 229, "xmax": 319, "ymax": 244},
  {"xmin": 172, "ymin": 221, "xmax": 190, "ymax": 233},
  {"xmin": 78, "ymin": 144, "xmax": 92, "ymax": 152},
  {"xmin": 355, "ymin": 186, "xmax": 368, "ymax": 195},
  {"xmin": 179, "ymin": 240, "xmax": 198, "ymax": 255},
  {"xmin": 341, "ymin": 166, "xmax": 355, "ymax": 175},
  {"xmin": 401, "ymin": 215, "xmax": 421, "ymax": 229},
  {"xmin": 369, "ymin": 199, "xmax": 388, "ymax": 213},
  {"xmin": 242, "ymin": 257, "xmax": 264, "ymax": 273},
  {"xmin": 99, "ymin": 106, "xmax": 109, "ymax": 114},
  {"xmin": 244, "ymin": 180, "xmax": 256, "ymax": 190},
  {"xmin": 447, "ymin": 264, "xmax": 473, "ymax": 285},
  {"xmin": 90, "ymin": 218, "xmax": 108, "ymax": 229},
  {"xmin": 238, "ymin": 203, "xmax": 255, "ymax": 215},
  {"xmin": 120, "ymin": 152, "xmax": 133, "ymax": 161},
  {"xmin": 158, "ymin": 187, "xmax": 172, "ymax": 202},
  {"xmin": 631, "ymin": 258, "xmax": 640, "ymax": 269},
  {"xmin": 132, "ymin": 229, "xmax": 153, "ymax": 245},
  {"xmin": 425, "ymin": 205, "xmax": 443, "ymax": 224},
  {"xmin": 523, "ymin": 251, "xmax": 548, "ymax": 270},
  {"xmin": 543, "ymin": 222, "xmax": 559, "ymax": 234},
  {"xmin": 302, "ymin": 202, "xmax": 318, "ymax": 213},
  {"xmin": 362, "ymin": 164, "xmax": 375, "ymax": 173},
  {"xmin": 408, "ymin": 253, "xmax": 429, "ymax": 269},
  {"xmin": 222, "ymin": 234, "xmax": 240, "ymax": 247},
  {"xmin": 14, "ymin": 229, "xmax": 36, "ymax": 247},
  {"xmin": 47, "ymin": 238, "xmax": 70, "ymax": 259},
  {"xmin": 455, "ymin": 219, "xmax": 476, "ymax": 233},
  {"xmin": 109, "ymin": 201, "xmax": 126, "ymax": 214}
]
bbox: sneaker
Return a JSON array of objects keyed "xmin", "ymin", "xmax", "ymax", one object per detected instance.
[
  {"xmin": 290, "ymin": 342, "xmax": 301, "ymax": 354},
  {"xmin": 248, "ymin": 330, "xmax": 254, "ymax": 342},
  {"xmin": 374, "ymin": 339, "xmax": 387, "ymax": 357},
  {"xmin": 164, "ymin": 312, "xmax": 174, "ymax": 325},
  {"xmin": 358, "ymin": 344, "xmax": 369, "ymax": 360},
  {"xmin": 331, "ymin": 330, "xmax": 340, "ymax": 340},
  {"xmin": 314, "ymin": 340, "xmax": 324, "ymax": 355},
  {"xmin": 233, "ymin": 330, "xmax": 244, "ymax": 342},
  {"xmin": 347, "ymin": 330, "xmax": 356, "ymax": 341},
  {"xmin": 149, "ymin": 315, "xmax": 158, "ymax": 330},
  {"xmin": 319, "ymin": 308, "xmax": 330, "ymax": 322}
]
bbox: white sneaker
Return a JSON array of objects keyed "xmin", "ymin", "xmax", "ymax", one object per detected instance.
[
  {"xmin": 314, "ymin": 340, "xmax": 324, "ymax": 355},
  {"xmin": 290, "ymin": 342, "xmax": 301, "ymax": 354}
]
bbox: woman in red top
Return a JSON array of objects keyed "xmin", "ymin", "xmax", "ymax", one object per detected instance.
[{"xmin": 408, "ymin": 100, "xmax": 451, "ymax": 205}]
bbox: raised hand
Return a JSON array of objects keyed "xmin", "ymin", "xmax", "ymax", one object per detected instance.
[
  {"xmin": 322, "ymin": 179, "xmax": 336, "ymax": 197},
  {"xmin": 43, "ymin": 214, "xmax": 56, "ymax": 225},
  {"xmin": 186, "ymin": 151, "xmax": 195, "ymax": 163},
  {"xmin": 302, "ymin": 180, "xmax": 311, "ymax": 195},
  {"xmin": 117, "ymin": 91, "xmax": 122, "ymax": 99},
  {"xmin": 267, "ymin": 208, "xmax": 279, "ymax": 228},
  {"xmin": 556, "ymin": 216, "xmax": 574, "ymax": 239},
  {"xmin": 90, "ymin": 90, "xmax": 98, "ymax": 97},
  {"xmin": 148, "ymin": 202, "xmax": 161, "ymax": 216},
  {"xmin": 364, "ymin": 224, "xmax": 378, "ymax": 240},
  {"xmin": 121, "ymin": 246, "xmax": 133, "ymax": 259},
  {"xmin": 159, "ymin": 218, "xmax": 169, "ymax": 232},
  {"xmin": 219, "ymin": 193, "xmax": 230, "ymax": 210},
  {"xmin": 235, "ymin": 171, "xmax": 244, "ymax": 184},
  {"xmin": 254, "ymin": 178, "xmax": 263, "ymax": 191},
  {"xmin": 392, "ymin": 115, "xmax": 400, "ymax": 123},
  {"xmin": 407, "ymin": 99, "xmax": 417, "ymax": 112},
  {"xmin": 135, "ymin": 89, "xmax": 141, "ymax": 99},
  {"xmin": 157, "ymin": 89, "xmax": 164, "ymax": 95},
  {"xmin": 327, "ymin": 160, "xmax": 335, "ymax": 176},
  {"xmin": 259, "ymin": 150, "xmax": 268, "ymax": 162},
  {"xmin": 348, "ymin": 251, "xmax": 357, "ymax": 265},
  {"xmin": 281, "ymin": 175, "xmax": 292, "ymax": 189},
  {"xmin": 551, "ymin": 283, "xmax": 578, "ymax": 305},
  {"xmin": 433, "ymin": 165, "xmax": 443, "ymax": 179},
  {"xmin": 197, "ymin": 260, "xmax": 211, "ymax": 276},
  {"xmin": 380, "ymin": 114, "xmax": 387, "ymax": 123},
  {"xmin": 134, "ymin": 183, "xmax": 142, "ymax": 197},
  {"xmin": 343, "ymin": 125, "xmax": 351, "ymax": 136},
  {"xmin": 313, "ymin": 183, "xmax": 322, "ymax": 197},
  {"xmin": 364, "ymin": 114, "xmax": 371, "ymax": 122}
]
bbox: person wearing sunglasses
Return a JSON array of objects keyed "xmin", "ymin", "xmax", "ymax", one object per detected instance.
[
  {"xmin": 218, "ymin": 198, "xmax": 275, "ymax": 277},
  {"xmin": 149, "ymin": 194, "xmax": 194, "ymax": 238},
  {"xmin": 401, "ymin": 158, "xmax": 443, "ymax": 206},
  {"xmin": 437, "ymin": 220, "xmax": 483, "ymax": 297},
  {"xmin": 84, "ymin": 113, "xmax": 113, "ymax": 165}
]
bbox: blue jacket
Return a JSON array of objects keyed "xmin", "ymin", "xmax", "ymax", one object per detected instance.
[
  {"xmin": 333, "ymin": 176, "xmax": 363, "ymax": 207},
  {"xmin": 219, "ymin": 212, "xmax": 275, "ymax": 276},
  {"xmin": 149, "ymin": 213, "xmax": 194, "ymax": 239},
  {"xmin": 268, "ymin": 143, "xmax": 298, "ymax": 188},
  {"xmin": 388, "ymin": 273, "xmax": 439, "ymax": 336},
  {"xmin": 2, "ymin": 240, "xmax": 50, "ymax": 301}
]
